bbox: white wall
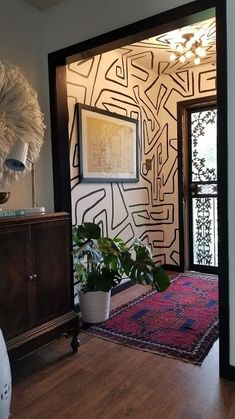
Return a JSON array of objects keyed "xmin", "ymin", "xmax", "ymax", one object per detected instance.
[
  {"xmin": 0, "ymin": 0, "xmax": 54, "ymax": 212},
  {"xmin": 41, "ymin": 0, "xmax": 189, "ymax": 53}
]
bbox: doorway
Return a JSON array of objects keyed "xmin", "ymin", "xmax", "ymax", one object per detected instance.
[
  {"xmin": 48, "ymin": 0, "xmax": 229, "ymax": 378},
  {"xmin": 178, "ymin": 97, "xmax": 218, "ymax": 274}
]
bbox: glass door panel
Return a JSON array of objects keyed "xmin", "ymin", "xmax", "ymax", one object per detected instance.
[{"xmin": 189, "ymin": 108, "xmax": 218, "ymax": 272}]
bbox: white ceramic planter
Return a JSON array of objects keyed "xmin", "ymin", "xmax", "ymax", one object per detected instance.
[
  {"xmin": 79, "ymin": 290, "xmax": 111, "ymax": 323},
  {"xmin": 0, "ymin": 330, "xmax": 11, "ymax": 419}
]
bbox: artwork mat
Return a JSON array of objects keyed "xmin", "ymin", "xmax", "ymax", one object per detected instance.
[{"xmin": 77, "ymin": 104, "xmax": 139, "ymax": 182}]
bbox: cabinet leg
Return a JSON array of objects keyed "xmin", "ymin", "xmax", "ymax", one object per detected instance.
[
  {"xmin": 62, "ymin": 317, "xmax": 80, "ymax": 353},
  {"xmin": 71, "ymin": 334, "xmax": 80, "ymax": 353},
  {"xmin": 71, "ymin": 318, "xmax": 80, "ymax": 353}
]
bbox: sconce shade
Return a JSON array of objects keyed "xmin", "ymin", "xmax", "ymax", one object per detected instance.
[{"xmin": 5, "ymin": 140, "xmax": 29, "ymax": 172}]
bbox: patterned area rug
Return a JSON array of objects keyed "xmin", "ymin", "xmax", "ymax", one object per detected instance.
[{"xmin": 83, "ymin": 272, "xmax": 219, "ymax": 365}]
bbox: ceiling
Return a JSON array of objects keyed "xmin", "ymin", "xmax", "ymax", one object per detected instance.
[
  {"xmin": 23, "ymin": 0, "xmax": 67, "ymax": 10},
  {"xmin": 130, "ymin": 17, "xmax": 216, "ymax": 73}
]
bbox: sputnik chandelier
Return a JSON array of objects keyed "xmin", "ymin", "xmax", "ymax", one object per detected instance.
[{"xmin": 169, "ymin": 32, "xmax": 207, "ymax": 65}]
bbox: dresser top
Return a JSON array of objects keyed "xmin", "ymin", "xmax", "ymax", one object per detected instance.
[{"xmin": 0, "ymin": 211, "xmax": 70, "ymax": 227}]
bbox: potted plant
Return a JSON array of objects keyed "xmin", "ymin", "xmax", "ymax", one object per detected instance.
[{"xmin": 73, "ymin": 222, "xmax": 170, "ymax": 323}]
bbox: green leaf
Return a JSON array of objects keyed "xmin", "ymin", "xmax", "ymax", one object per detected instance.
[
  {"xmin": 152, "ymin": 266, "xmax": 171, "ymax": 291},
  {"xmin": 76, "ymin": 222, "xmax": 101, "ymax": 240},
  {"xmin": 74, "ymin": 264, "xmax": 88, "ymax": 284},
  {"xmin": 72, "ymin": 222, "xmax": 170, "ymax": 294}
]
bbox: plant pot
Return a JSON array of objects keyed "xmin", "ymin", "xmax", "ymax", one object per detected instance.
[{"xmin": 79, "ymin": 290, "xmax": 111, "ymax": 323}]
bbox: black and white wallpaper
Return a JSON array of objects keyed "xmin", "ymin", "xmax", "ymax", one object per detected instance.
[{"xmin": 66, "ymin": 42, "xmax": 216, "ymax": 266}]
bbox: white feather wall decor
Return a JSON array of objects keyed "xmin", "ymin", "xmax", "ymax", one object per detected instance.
[{"xmin": 0, "ymin": 60, "xmax": 45, "ymax": 186}]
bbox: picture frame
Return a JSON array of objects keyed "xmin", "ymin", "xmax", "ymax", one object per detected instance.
[{"xmin": 77, "ymin": 104, "xmax": 139, "ymax": 183}]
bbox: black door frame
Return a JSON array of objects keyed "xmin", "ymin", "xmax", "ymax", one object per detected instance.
[
  {"xmin": 188, "ymin": 101, "xmax": 218, "ymax": 274},
  {"xmin": 48, "ymin": 0, "xmax": 231, "ymax": 379}
]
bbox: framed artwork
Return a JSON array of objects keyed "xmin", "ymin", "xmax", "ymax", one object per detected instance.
[{"xmin": 77, "ymin": 104, "xmax": 139, "ymax": 182}]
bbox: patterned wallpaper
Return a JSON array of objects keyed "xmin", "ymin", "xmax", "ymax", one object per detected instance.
[{"xmin": 66, "ymin": 44, "xmax": 216, "ymax": 267}]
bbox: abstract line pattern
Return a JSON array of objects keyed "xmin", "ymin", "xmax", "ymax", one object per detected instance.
[{"xmin": 67, "ymin": 42, "xmax": 216, "ymax": 266}]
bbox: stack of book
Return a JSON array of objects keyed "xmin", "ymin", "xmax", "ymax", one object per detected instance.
[
  {"xmin": 0, "ymin": 207, "xmax": 46, "ymax": 218},
  {"xmin": 0, "ymin": 209, "xmax": 25, "ymax": 218}
]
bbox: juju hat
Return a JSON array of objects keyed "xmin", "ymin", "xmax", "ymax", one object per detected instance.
[{"xmin": 0, "ymin": 60, "xmax": 45, "ymax": 186}]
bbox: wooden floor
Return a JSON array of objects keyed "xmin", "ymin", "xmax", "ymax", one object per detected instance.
[{"xmin": 11, "ymin": 285, "xmax": 235, "ymax": 419}]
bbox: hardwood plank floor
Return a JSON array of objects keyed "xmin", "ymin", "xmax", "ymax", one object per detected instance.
[{"xmin": 11, "ymin": 285, "xmax": 235, "ymax": 419}]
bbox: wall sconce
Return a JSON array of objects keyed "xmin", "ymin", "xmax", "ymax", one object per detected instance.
[
  {"xmin": 143, "ymin": 158, "xmax": 153, "ymax": 175},
  {"xmin": 169, "ymin": 32, "xmax": 207, "ymax": 65},
  {"xmin": 5, "ymin": 139, "xmax": 43, "ymax": 212}
]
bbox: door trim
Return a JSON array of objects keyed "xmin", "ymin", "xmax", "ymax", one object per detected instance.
[{"xmin": 48, "ymin": 0, "xmax": 230, "ymax": 379}]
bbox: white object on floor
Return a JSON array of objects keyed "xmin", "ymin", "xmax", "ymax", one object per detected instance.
[{"xmin": 0, "ymin": 330, "xmax": 11, "ymax": 419}]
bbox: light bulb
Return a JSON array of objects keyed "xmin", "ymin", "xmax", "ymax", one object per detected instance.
[
  {"xmin": 186, "ymin": 40, "xmax": 192, "ymax": 49},
  {"xmin": 179, "ymin": 55, "xmax": 186, "ymax": 63},
  {"xmin": 202, "ymin": 39, "xmax": 208, "ymax": 47},
  {"xmin": 194, "ymin": 56, "xmax": 200, "ymax": 65},
  {"xmin": 195, "ymin": 47, "xmax": 206, "ymax": 58},
  {"xmin": 170, "ymin": 53, "xmax": 177, "ymax": 61},
  {"xmin": 177, "ymin": 44, "xmax": 184, "ymax": 53},
  {"xmin": 185, "ymin": 50, "xmax": 193, "ymax": 59}
]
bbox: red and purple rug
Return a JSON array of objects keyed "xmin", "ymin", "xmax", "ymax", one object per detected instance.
[{"xmin": 83, "ymin": 272, "xmax": 219, "ymax": 365}]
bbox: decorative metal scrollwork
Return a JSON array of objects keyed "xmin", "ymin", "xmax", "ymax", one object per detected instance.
[
  {"xmin": 191, "ymin": 109, "xmax": 218, "ymax": 267},
  {"xmin": 191, "ymin": 109, "xmax": 217, "ymax": 182},
  {"xmin": 194, "ymin": 198, "xmax": 213, "ymax": 265},
  {"xmin": 197, "ymin": 183, "xmax": 217, "ymax": 195}
]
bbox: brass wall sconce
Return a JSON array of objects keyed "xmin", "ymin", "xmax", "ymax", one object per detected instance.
[{"xmin": 143, "ymin": 158, "xmax": 153, "ymax": 175}]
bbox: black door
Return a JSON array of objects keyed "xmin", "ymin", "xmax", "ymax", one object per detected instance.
[{"xmin": 187, "ymin": 105, "xmax": 218, "ymax": 273}]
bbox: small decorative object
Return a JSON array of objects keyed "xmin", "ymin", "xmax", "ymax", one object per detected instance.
[
  {"xmin": 0, "ymin": 192, "xmax": 10, "ymax": 205},
  {"xmin": 0, "ymin": 329, "xmax": 11, "ymax": 419},
  {"xmin": 0, "ymin": 60, "xmax": 45, "ymax": 189},
  {"xmin": 77, "ymin": 104, "xmax": 139, "ymax": 183},
  {"xmin": 73, "ymin": 222, "xmax": 170, "ymax": 323}
]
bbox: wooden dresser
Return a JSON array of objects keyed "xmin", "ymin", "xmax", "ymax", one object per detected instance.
[{"xmin": 0, "ymin": 212, "xmax": 79, "ymax": 360}]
